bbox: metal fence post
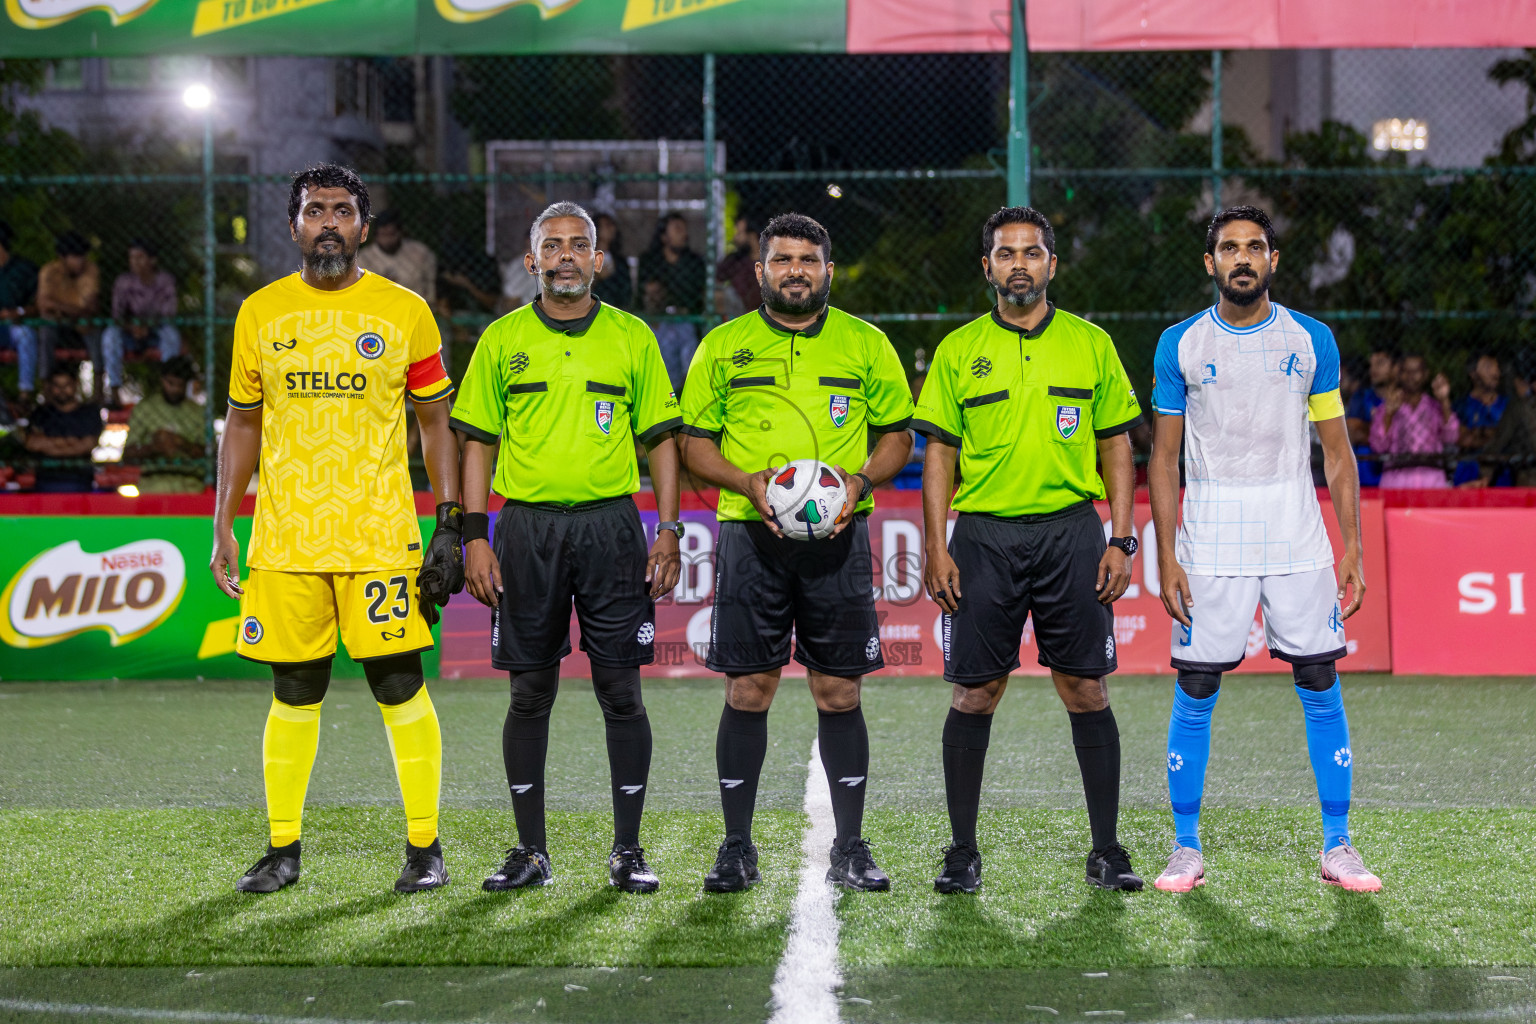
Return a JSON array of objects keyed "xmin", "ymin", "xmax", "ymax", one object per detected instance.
[
  {"xmin": 1008, "ymin": 0, "xmax": 1030, "ymax": 207},
  {"xmin": 201, "ymin": 63, "xmax": 216, "ymax": 485},
  {"xmin": 702, "ymin": 53, "xmax": 717, "ymax": 322},
  {"xmin": 1211, "ymin": 49, "xmax": 1223, "ymax": 214}
]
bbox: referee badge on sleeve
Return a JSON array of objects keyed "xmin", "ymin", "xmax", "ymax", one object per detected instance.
[
  {"xmin": 595, "ymin": 400, "xmax": 614, "ymax": 434},
  {"xmin": 1056, "ymin": 405, "xmax": 1080, "ymax": 439}
]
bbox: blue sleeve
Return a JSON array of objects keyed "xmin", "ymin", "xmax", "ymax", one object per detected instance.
[
  {"xmin": 1152, "ymin": 325, "xmax": 1187, "ymax": 415},
  {"xmin": 1295, "ymin": 312, "xmax": 1340, "ymax": 396}
]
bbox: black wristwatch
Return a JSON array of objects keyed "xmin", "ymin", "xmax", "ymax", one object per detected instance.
[
  {"xmin": 1107, "ymin": 536, "xmax": 1138, "ymax": 557},
  {"xmin": 656, "ymin": 520, "xmax": 685, "ymax": 539},
  {"xmin": 853, "ymin": 472, "xmax": 874, "ymax": 502}
]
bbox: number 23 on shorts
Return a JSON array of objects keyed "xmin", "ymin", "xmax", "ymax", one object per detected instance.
[{"xmin": 341, "ymin": 568, "xmax": 434, "ymax": 661}]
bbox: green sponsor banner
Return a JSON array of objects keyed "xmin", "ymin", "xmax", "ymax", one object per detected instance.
[
  {"xmin": 0, "ymin": 516, "xmax": 439, "ymax": 681},
  {"xmin": 416, "ymin": 0, "xmax": 843, "ymax": 54},
  {"xmin": 0, "ymin": 0, "xmax": 844, "ymax": 55},
  {"xmin": 0, "ymin": 0, "xmax": 416, "ymax": 56}
]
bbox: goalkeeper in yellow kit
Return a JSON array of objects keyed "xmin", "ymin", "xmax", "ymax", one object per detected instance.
[{"xmin": 209, "ymin": 164, "xmax": 464, "ymax": 894}]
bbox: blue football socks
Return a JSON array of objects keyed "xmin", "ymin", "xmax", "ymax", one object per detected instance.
[
  {"xmin": 1166, "ymin": 685, "xmax": 1219, "ymax": 851},
  {"xmin": 1295, "ymin": 677, "xmax": 1353, "ymax": 850}
]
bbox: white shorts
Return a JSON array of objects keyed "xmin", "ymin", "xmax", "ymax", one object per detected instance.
[{"xmin": 1170, "ymin": 567, "xmax": 1346, "ymax": 671}]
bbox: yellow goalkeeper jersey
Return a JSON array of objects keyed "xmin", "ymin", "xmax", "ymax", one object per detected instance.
[{"xmin": 228, "ymin": 271, "xmax": 453, "ymax": 573}]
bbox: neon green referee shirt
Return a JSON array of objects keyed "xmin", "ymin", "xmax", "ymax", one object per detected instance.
[
  {"xmin": 911, "ymin": 304, "xmax": 1143, "ymax": 517},
  {"xmin": 450, "ymin": 298, "xmax": 682, "ymax": 504},
  {"xmin": 679, "ymin": 306, "xmax": 914, "ymax": 522}
]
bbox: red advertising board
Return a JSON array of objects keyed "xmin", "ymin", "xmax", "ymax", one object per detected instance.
[
  {"xmin": 438, "ymin": 492, "xmax": 1390, "ymax": 680},
  {"xmin": 1386, "ymin": 508, "xmax": 1536, "ymax": 676}
]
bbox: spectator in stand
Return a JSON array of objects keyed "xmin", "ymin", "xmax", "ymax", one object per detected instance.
[
  {"xmin": 498, "ymin": 243, "xmax": 540, "ymax": 314},
  {"xmin": 358, "ymin": 210, "xmax": 439, "ymax": 308},
  {"xmin": 123, "ymin": 355, "xmax": 204, "ymax": 493},
  {"xmin": 1346, "ymin": 346, "xmax": 1395, "ymax": 486},
  {"xmin": 0, "ymin": 221, "xmax": 40, "ymax": 411},
  {"xmin": 438, "ymin": 235, "xmax": 501, "ymax": 320},
  {"xmin": 642, "ymin": 278, "xmax": 698, "ymax": 397},
  {"xmin": 37, "ymin": 231, "xmax": 102, "ymax": 402},
  {"xmin": 638, "ymin": 212, "xmax": 706, "ymax": 314},
  {"xmin": 715, "ymin": 215, "xmax": 762, "ymax": 317},
  {"xmin": 1475, "ymin": 349, "xmax": 1536, "ymax": 488},
  {"xmin": 25, "ymin": 362, "xmax": 99, "ymax": 493},
  {"xmin": 591, "ymin": 212, "xmax": 632, "ymax": 310},
  {"xmin": 101, "ymin": 239, "xmax": 182, "ymax": 409},
  {"xmin": 1369, "ymin": 353, "xmax": 1459, "ymax": 488},
  {"xmin": 1453, "ymin": 352, "xmax": 1507, "ymax": 486}
]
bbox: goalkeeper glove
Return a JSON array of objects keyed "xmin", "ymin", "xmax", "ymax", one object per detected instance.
[{"xmin": 418, "ymin": 501, "xmax": 465, "ymax": 625}]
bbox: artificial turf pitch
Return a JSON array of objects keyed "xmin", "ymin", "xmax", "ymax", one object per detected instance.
[{"xmin": 2, "ymin": 674, "xmax": 1534, "ymax": 1022}]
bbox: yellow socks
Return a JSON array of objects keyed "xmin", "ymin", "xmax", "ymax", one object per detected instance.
[
  {"xmin": 262, "ymin": 698, "xmax": 322, "ymax": 847},
  {"xmin": 378, "ymin": 685, "xmax": 443, "ymax": 848}
]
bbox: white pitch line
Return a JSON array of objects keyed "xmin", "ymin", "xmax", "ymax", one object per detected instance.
[{"xmin": 767, "ymin": 737, "xmax": 843, "ymax": 1024}]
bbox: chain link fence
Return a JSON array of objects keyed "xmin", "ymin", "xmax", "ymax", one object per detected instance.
[{"xmin": 2, "ymin": 49, "xmax": 1535, "ymax": 491}]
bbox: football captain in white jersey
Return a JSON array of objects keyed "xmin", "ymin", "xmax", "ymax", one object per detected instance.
[{"xmin": 1147, "ymin": 206, "xmax": 1380, "ymax": 894}]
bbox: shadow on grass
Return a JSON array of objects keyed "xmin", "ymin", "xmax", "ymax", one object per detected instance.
[
  {"xmin": 923, "ymin": 886, "xmax": 1136, "ymax": 968},
  {"xmin": 36, "ymin": 889, "xmax": 402, "ymax": 966}
]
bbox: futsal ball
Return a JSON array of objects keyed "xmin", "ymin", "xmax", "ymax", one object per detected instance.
[{"xmin": 765, "ymin": 459, "xmax": 850, "ymax": 541}]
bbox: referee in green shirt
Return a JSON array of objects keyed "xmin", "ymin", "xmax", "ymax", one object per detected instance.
[
  {"xmin": 678, "ymin": 213, "xmax": 914, "ymax": 893},
  {"xmin": 452, "ymin": 202, "xmax": 684, "ymax": 895},
  {"xmin": 912, "ymin": 207, "xmax": 1144, "ymax": 895}
]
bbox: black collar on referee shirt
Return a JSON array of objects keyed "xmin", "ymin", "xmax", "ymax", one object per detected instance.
[
  {"xmin": 532, "ymin": 296, "xmax": 604, "ymax": 334},
  {"xmin": 757, "ymin": 304, "xmax": 829, "ymax": 338},
  {"xmin": 989, "ymin": 301, "xmax": 1055, "ymax": 339}
]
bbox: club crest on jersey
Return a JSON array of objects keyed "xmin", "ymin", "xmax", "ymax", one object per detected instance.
[
  {"xmin": 595, "ymin": 400, "xmax": 614, "ymax": 434},
  {"xmin": 829, "ymin": 394, "xmax": 849, "ymax": 427},
  {"xmin": 242, "ymin": 616, "xmax": 263, "ymax": 644},
  {"xmin": 1056, "ymin": 405, "xmax": 1080, "ymax": 439},
  {"xmin": 355, "ymin": 333, "xmax": 385, "ymax": 360}
]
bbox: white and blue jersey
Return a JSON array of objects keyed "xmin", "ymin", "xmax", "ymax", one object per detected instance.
[{"xmin": 1152, "ymin": 303, "xmax": 1343, "ymax": 577}]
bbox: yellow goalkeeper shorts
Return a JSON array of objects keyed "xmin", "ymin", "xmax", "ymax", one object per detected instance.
[{"xmin": 237, "ymin": 568, "xmax": 434, "ymax": 664}]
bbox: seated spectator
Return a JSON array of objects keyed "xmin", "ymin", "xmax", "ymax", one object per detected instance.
[
  {"xmin": 642, "ymin": 278, "xmax": 698, "ymax": 397},
  {"xmin": 25, "ymin": 363, "xmax": 100, "ymax": 493},
  {"xmin": 101, "ymin": 239, "xmax": 181, "ymax": 409},
  {"xmin": 1453, "ymin": 352, "xmax": 1507, "ymax": 486},
  {"xmin": 1368, "ymin": 353, "xmax": 1459, "ymax": 488},
  {"xmin": 0, "ymin": 220, "xmax": 40, "ymax": 411},
  {"xmin": 123, "ymin": 356, "xmax": 204, "ymax": 493},
  {"xmin": 1476, "ymin": 349, "xmax": 1536, "ymax": 488},
  {"xmin": 437, "ymin": 236, "xmax": 501, "ymax": 320},
  {"xmin": 638, "ymin": 212, "xmax": 706, "ymax": 314},
  {"xmin": 1346, "ymin": 346, "xmax": 1395, "ymax": 486},
  {"xmin": 498, "ymin": 246, "xmax": 540, "ymax": 314},
  {"xmin": 591, "ymin": 212, "xmax": 632, "ymax": 310},
  {"xmin": 358, "ymin": 210, "xmax": 439, "ymax": 309},
  {"xmin": 37, "ymin": 231, "xmax": 101, "ymax": 401},
  {"xmin": 715, "ymin": 215, "xmax": 762, "ymax": 317}
]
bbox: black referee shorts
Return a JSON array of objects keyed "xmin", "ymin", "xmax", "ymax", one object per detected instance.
[
  {"xmin": 490, "ymin": 496, "xmax": 655, "ymax": 672},
  {"xmin": 941, "ymin": 500, "xmax": 1117, "ymax": 684},
  {"xmin": 707, "ymin": 514, "xmax": 883, "ymax": 678}
]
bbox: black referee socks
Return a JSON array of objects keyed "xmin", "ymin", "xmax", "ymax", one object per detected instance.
[
  {"xmin": 942, "ymin": 708, "xmax": 994, "ymax": 847},
  {"xmin": 503, "ymin": 667, "xmax": 559, "ymax": 854},
  {"xmin": 716, "ymin": 705, "xmax": 769, "ymax": 843},
  {"xmin": 817, "ymin": 705, "xmax": 870, "ymax": 845},
  {"xmin": 593, "ymin": 665, "xmax": 652, "ymax": 849},
  {"xmin": 1068, "ymin": 706, "xmax": 1122, "ymax": 853}
]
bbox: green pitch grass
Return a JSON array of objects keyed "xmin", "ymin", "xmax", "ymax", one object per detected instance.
[{"xmin": 2, "ymin": 674, "xmax": 1535, "ymax": 1022}]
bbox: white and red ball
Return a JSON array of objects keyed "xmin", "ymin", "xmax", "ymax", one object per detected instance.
[{"xmin": 765, "ymin": 459, "xmax": 850, "ymax": 541}]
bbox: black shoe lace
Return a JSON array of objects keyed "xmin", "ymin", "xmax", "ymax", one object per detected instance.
[
  {"xmin": 841, "ymin": 838, "xmax": 877, "ymax": 872},
  {"xmin": 404, "ymin": 846, "xmax": 436, "ymax": 875},
  {"xmin": 1098, "ymin": 843, "xmax": 1134, "ymax": 875},
  {"xmin": 941, "ymin": 842, "xmax": 977, "ymax": 873},
  {"xmin": 616, "ymin": 845, "xmax": 651, "ymax": 873},
  {"xmin": 247, "ymin": 852, "xmax": 286, "ymax": 874},
  {"xmin": 716, "ymin": 837, "xmax": 747, "ymax": 864},
  {"xmin": 501, "ymin": 845, "xmax": 538, "ymax": 872}
]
